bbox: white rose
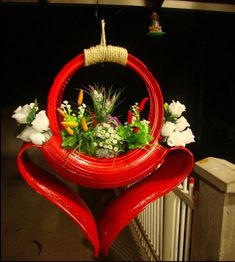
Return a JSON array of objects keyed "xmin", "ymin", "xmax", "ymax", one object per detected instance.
[
  {"xmin": 17, "ymin": 126, "xmax": 36, "ymax": 142},
  {"xmin": 43, "ymin": 130, "xmax": 52, "ymax": 141},
  {"xmin": 167, "ymin": 128, "xmax": 195, "ymax": 147},
  {"xmin": 17, "ymin": 125, "xmax": 52, "ymax": 146},
  {"xmin": 31, "ymin": 110, "xmax": 49, "ymax": 132},
  {"xmin": 12, "ymin": 103, "xmax": 35, "ymax": 124},
  {"xmin": 30, "ymin": 132, "xmax": 46, "ymax": 145},
  {"xmin": 175, "ymin": 116, "xmax": 190, "ymax": 131},
  {"xmin": 181, "ymin": 128, "xmax": 195, "ymax": 145},
  {"xmin": 17, "ymin": 126, "xmax": 48, "ymax": 145},
  {"xmin": 168, "ymin": 100, "xmax": 186, "ymax": 117},
  {"xmin": 161, "ymin": 121, "xmax": 176, "ymax": 137},
  {"xmin": 167, "ymin": 130, "xmax": 185, "ymax": 147}
]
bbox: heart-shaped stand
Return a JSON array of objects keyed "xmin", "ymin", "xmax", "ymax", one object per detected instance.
[
  {"xmin": 16, "ymin": 20, "xmax": 194, "ymax": 257},
  {"xmin": 17, "ymin": 142, "xmax": 193, "ymax": 257}
]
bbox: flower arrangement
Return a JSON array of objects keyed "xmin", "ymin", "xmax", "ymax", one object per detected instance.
[
  {"xmin": 160, "ymin": 100, "xmax": 195, "ymax": 147},
  {"xmin": 12, "ymin": 100, "xmax": 51, "ymax": 145},
  {"xmin": 57, "ymin": 84, "xmax": 153, "ymax": 158},
  {"xmin": 12, "ymin": 84, "xmax": 195, "ymax": 157}
]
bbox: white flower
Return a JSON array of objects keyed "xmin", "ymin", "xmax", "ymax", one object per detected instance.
[
  {"xmin": 17, "ymin": 126, "xmax": 46, "ymax": 145},
  {"xmin": 100, "ymin": 130, "xmax": 105, "ymax": 135},
  {"xmin": 167, "ymin": 128, "xmax": 195, "ymax": 147},
  {"xmin": 175, "ymin": 116, "xmax": 190, "ymax": 131},
  {"xmin": 31, "ymin": 110, "xmax": 49, "ymax": 132},
  {"xmin": 17, "ymin": 126, "xmax": 35, "ymax": 142},
  {"xmin": 12, "ymin": 103, "xmax": 35, "ymax": 124},
  {"xmin": 167, "ymin": 130, "xmax": 185, "ymax": 147},
  {"xmin": 43, "ymin": 130, "xmax": 52, "ymax": 140},
  {"xmin": 141, "ymin": 119, "xmax": 150, "ymax": 125},
  {"xmin": 105, "ymin": 139, "xmax": 112, "ymax": 145},
  {"xmin": 168, "ymin": 100, "xmax": 186, "ymax": 117},
  {"xmin": 161, "ymin": 121, "xmax": 176, "ymax": 137},
  {"xmin": 96, "ymin": 125, "xmax": 102, "ymax": 131},
  {"xmin": 112, "ymin": 139, "xmax": 117, "ymax": 144},
  {"xmin": 103, "ymin": 123, "xmax": 110, "ymax": 128},
  {"xmin": 181, "ymin": 128, "xmax": 195, "ymax": 145},
  {"xmin": 108, "ymin": 127, "xmax": 114, "ymax": 134},
  {"xmin": 30, "ymin": 132, "xmax": 46, "ymax": 145},
  {"xmin": 13, "ymin": 101, "xmax": 52, "ymax": 146}
]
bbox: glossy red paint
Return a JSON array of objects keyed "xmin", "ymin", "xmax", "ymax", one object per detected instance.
[
  {"xmin": 17, "ymin": 142, "xmax": 100, "ymax": 257},
  {"xmin": 45, "ymin": 53, "xmax": 165, "ymax": 188},
  {"xmin": 98, "ymin": 146, "xmax": 194, "ymax": 255},
  {"xmin": 16, "ymin": 52, "xmax": 194, "ymax": 257}
]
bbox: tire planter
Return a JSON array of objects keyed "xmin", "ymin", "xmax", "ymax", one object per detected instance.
[
  {"xmin": 45, "ymin": 52, "xmax": 165, "ymax": 188},
  {"xmin": 17, "ymin": 50, "xmax": 194, "ymax": 257}
]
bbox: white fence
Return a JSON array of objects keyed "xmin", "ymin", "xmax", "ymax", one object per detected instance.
[
  {"xmin": 130, "ymin": 157, "xmax": 235, "ymax": 261},
  {"xmin": 132, "ymin": 177, "xmax": 195, "ymax": 261}
]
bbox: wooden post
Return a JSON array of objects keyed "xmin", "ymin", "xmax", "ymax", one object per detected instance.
[{"xmin": 191, "ymin": 157, "xmax": 235, "ymax": 261}]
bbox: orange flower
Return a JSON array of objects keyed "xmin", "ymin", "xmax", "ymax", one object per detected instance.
[
  {"xmin": 57, "ymin": 108, "xmax": 67, "ymax": 118},
  {"xmin": 61, "ymin": 121, "xmax": 78, "ymax": 128},
  {"xmin": 64, "ymin": 126, "xmax": 74, "ymax": 135},
  {"xmin": 77, "ymin": 89, "xmax": 84, "ymax": 106},
  {"xmin": 81, "ymin": 117, "xmax": 88, "ymax": 131}
]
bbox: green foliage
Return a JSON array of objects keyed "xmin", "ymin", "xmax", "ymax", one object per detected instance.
[
  {"xmin": 163, "ymin": 102, "xmax": 177, "ymax": 122},
  {"xmin": 26, "ymin": 99, "xmax": 38, "ymax": 124},
  {"xmin": 117, "ymin": 121, "xmax": 153, "ymax": 150},
  {"xmin": 60, "ymin": 84, "xmax": 153, "ymax": 158},
  {"xmin": 61, "ymin": 134, "xmax": 77, "ymax": 148}
]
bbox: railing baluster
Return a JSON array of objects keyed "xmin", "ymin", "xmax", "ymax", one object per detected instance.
[
  {"xmin": 156, "ymin": 198, "xmax": 160, "ymax": 257},
  {"xmin": 150, "ymin": 202, "xmax": 154, "ymax": 252},
  {"xmin": 147, "ymin": 205, "xmax": 150, "ymax": 241},
  {"xmin": 159, "ymin": 196, "xmax": 164, "ymax": 261},
  {"xmin": 144, "ymin": 209, "xmax": 147, "ymax": 249},
  {"xmin": 131, "ymin": 177, "xmax": 195, "ymax": 262},
  {"xmin": 153, "ymin": 200, "xmax": 157, "ymax": 252},
  {"xmin": 174, "ymin": 195, "xmax": 181, "ymax": 260},
  {"xmin": 179, "ymin": 200, "xmax": 186, "ymax": 261},
  {"xmin": 184, "ymin": 178, "xmax": 194, "ymax": 261}
]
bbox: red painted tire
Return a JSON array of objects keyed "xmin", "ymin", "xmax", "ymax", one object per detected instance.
[{"xmin": 45, "ymin": 53, "xmax": 164, "ymax": 188}]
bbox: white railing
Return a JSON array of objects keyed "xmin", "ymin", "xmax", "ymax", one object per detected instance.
[{"xmin": 132, "ymin": 177, "xmax": 195, "ymax": 261}]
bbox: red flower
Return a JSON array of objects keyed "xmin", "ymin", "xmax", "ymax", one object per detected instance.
[
  {"xmin": 134, "ymin": 127, "xmax": 139, "ymax": 133},
  {"xmin": 127, "ymin": 110, "xmax": 133, "ymax": 124},
  {"xmin": 138, "ymin": 97, "xmax": 149, "ymax": 112}
]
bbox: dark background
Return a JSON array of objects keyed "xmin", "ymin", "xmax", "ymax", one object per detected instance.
[{"xmin": 2, "ymin": 3, "xmax": 235, "ymax": 163}]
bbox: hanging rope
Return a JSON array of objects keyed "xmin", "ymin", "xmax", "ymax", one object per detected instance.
[
  {"xmin": 100, "ymin": 19, "xmax": 106, "ymax": 46},
  {"xmin": 84, "ymin": 19, "xmax": 128, "ymax": 66}
]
